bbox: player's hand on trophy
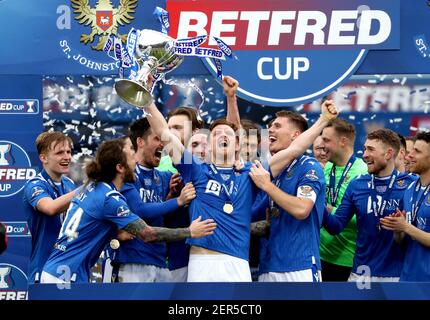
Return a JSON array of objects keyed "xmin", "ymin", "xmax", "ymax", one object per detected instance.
[
  {"xmin": 177, "ymin": 182, "xmax": 196, "ymax": 207},
  {"xmin": 223, "ymin": 75, "xmax": 239, "ymax": 98},
  {"xmin": 321, "ymin": 99, "xmax": 338, "ymax": 122},
  {"xmin": 189, "ymin": 216, "xmax": 217, "ymax": 238},
  {"xmin": 146, "ymin": 73, "xmax": 155, "ymax": 92}
]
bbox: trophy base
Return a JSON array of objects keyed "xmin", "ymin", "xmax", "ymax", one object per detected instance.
[{"xmin": 115, "ymin": 79, "xmax": 153, "ymax": 109}]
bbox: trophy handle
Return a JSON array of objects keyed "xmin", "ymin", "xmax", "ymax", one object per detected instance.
[{"xmin": 114, "ymin": 57, "xmax": 157, "ymax": 109}]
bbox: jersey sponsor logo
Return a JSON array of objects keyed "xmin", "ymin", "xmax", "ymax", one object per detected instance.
[
  {"xmin": 305, "ymin": 169, "xmax": 318, "ymax": 181},
  {"xmin": 376, "ymin": 185, "xmax": 387, "ymax": 193},
  {"xmin": 3, "ymin": 221, "xmax": 31, "ymax": 237},
  {"xmin": 31, "ymin": 186, "xmax": 44, "ymax": 198},
  {"xmin": 56, "ymin": 0, "xmax": 137, "ymax": 71},
  {"xmin": 0, "ymin": 99, "xmax": 39, "ymax": 115},
  {"xmin": 205, "ymin": 179, "xmax": 221, "ymax": 196},
  {"xmin": 167, "ymin": 0, "xmax": 400, "ymax": 106},
  {"xmin": 0, "ymin": 263, "xmax": 28, "ymax": 300},
  {"xmin": 0, "ymin": 140, "xmax": 37, "ymax": 198},
  {"xmin": 116, "ymin": 205, "xmax": 130, "ymax": 217}
]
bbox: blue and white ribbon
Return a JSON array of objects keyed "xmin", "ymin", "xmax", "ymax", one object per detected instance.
[{"xmin": 153, "ymin": 7, "xmax": 170, "ymax": 35}]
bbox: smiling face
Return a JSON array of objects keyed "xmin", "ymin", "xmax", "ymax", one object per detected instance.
[
  {"xmin": 139, "ymin": 130, "xmax": 164, "ymax": 168},
  {"xmin": 363, "ymin": 139, "xmax": 391, "ymax": 174},
  {"xmin": 313, "ymin": 135, "xmax": 328, "ymax": 165},
  {"xmin": 407, "ymin": 140, "xmax": 430, "ymax": 175},
  {"xmin": 210, "ymin": 124, "xmax": 239, "ymax": 165},
  {"xmin": 320, "ymin": 127, "xmax": 342, "ymax": 163},
  {"xmin": 268, "ymin": 117, "xmax": 299, "ymax": 155},
  {"xmin": 188, "ymin": 132, "xmax": 208, "ymax": 162},
  {"xmin": 40, "ymin": 140, "xmax": 72, "ymax": 181},
  {"xmin": 167, "ymin": 114, "xmax": 193, "ymax": 145}
]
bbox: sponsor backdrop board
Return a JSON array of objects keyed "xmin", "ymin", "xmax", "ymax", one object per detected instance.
[
  {"xmin": 0, "ymin": 0, "xmax": 429, "ymax": 301},
  {"xmin": 0, "ymin": 75, "xmax": 42, "ymax": 300}
]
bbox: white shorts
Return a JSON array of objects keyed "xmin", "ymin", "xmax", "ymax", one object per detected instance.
[
  {"xmin": 118, "ymin": 263, "xmax": 171, "ymax": 283},
  {"xmin": 167, "ymin": 266, "xmax": 188, "ymax": 282},
  {"xmin": 40, "ymin": 271, "xmax": 68, "ymax": 284},
  {"xmin": 187, "ymin": 253, "xmax": 251, "ymax": 282},
  {"xmin": 258, "ymin": 269, "xmax": 322, "ymax": 282},
  {"xmin": 348, "ymin": 273, "xmax": 400, "ymax": 282}
]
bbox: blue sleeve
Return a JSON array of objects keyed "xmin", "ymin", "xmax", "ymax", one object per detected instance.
[
  {"xmin": 121, "ymin": 183, "xmax": 179, "ymax": 219},
  {"xmin": 102, "ymin": 193, "xmax": 140, "ymax": 229},
  {"xmin": 296, "ymin": 162, "xmax": 325, "ymax": 197},
  {"xmin": 323, "ymin": 182, "xmax": 356, "ymax": 235},
  {"xmin": 251, "ymin": 191, "xmax": 269, "ymax": 222},
  {"xmin": 174, "ymin": 150, "xmax": 202, "ymax": 184},
  {"xmin": 23, "ymin": 180, "xmax": 51, "ymax": 210}
]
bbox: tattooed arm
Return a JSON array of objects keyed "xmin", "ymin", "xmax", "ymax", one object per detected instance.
[
  {"xmin": 122, "ymin": 216, "xmax": 216, "ymax": 242},
  {"xmin": 250, "ymin": 220, "xmax": 270, "ymax": 237}
]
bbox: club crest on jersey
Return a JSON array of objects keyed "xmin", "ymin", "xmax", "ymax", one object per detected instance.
[
  {"xmin": 205, "ymin": 180, "xmax": 221, "ymax": 196},
  {"xmin": 397, "ymin": 179, "xmax": 405, "ymax": 187},
  {"xmin": 116, "ymin": 205, "xmax": 130, "ymax": 217},
  {"xmin": 426, "ymin": 195, "xmax": 430, "ymax": 206},
  {"xmin": 305, "ymin": 169, "xmax": 318, "ymax": 181},
  {"xmin": 143, "ymin": 178, "xmax": 152, "ymax": 187},
  {"xmin": 286, "ymin": 170, "xmax": 294, "ymax": 178},
  {"xmin": 298, "ymin": 185, "xmax": 313, "ymax": 197}
]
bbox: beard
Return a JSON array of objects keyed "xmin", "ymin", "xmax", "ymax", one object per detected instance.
[{"xmin": 123, "ymin": 165, "xmax": 136, "ymax": 183}]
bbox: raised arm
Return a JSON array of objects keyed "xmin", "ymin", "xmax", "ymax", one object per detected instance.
[
  {"xmin": 145, "ymin": 101, "xmax": 185, "ymax": 163},
  {"xmin": 269, "ymin": 100, "xmax": 338, "ymax": 178},
  {"xmin": 122, "ymin": 216, "xmax": 216, "ymax": 243},
  {"xmin": 224, "ymin": 76, "xmax": 241, "ymax": 130}
]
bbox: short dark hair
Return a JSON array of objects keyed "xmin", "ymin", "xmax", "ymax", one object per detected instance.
[
  {"xmin": 35, "ymin": 131, "xmax": 73, "ymax": 155},
  {"xmin": 241, "ymin": 119, "xmax": 261, "ymax": 144},
  {"xmin": 167, "ymin": 107, "xmax": 203, "ymax": 131},
  {"xmin": 326, "ymin": 118, "xmax": 356, "ymax": 144},
  {"xmin": 367, "ymin": 129, "xmax": 401, "ymax": 155},
  {"xmin": 209, "ymin": 118, "xmax": 238, "ymax": 132},
  {"xmin": 86, "ymin": 137, "xmax": 128, "ymax": 184},
  {"xmin": 397, "ymin": 133, "xmax": 406, "ymax": 149},
  {"xmin": 271, "ymin": 110, "xmax": 308, "ymax": 133},
  {"xmin": 128, "ymin": 118, "xmax": 151, "ymax": 150},
  {"xmin": 415, "ymin": 131, "xmax": 430, "ymax": 145},
  {"xmin": 405, "ymin": 136, "xmax": 416, "ymax": 143}
]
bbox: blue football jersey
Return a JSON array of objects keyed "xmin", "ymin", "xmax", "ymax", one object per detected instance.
[
  {"xmin": 259, "ymin": 155, "xmax": 326, "ymax": 274},
  {"xmin": 23, "ymin": 170, "xmax": 76, "ymax": 283},
  {"xmin": 115, "ymin": 165, "xmax": 172, "ymax": 267},
  {"xmin": 324, "ymin": 171, "xmax": 417, "ymax": 277},
  {"xmin": 42, "ymin": 182, "xmax": 140, "ymax": 283},
  {"xmin": 401, "ymin": 180, "xmax": 430, "ymax": 281},
  {"xmin": 176, "ymin": 151, "xmax": 258, "ymax": 260},
  {"xmin": 164, "ymin": 206, "xmax": 190, "ymax": 270}
]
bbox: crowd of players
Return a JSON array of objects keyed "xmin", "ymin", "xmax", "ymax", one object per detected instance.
[{"xmin": 22, "ymin": 76, "xmax": 430, "ymax": 283}]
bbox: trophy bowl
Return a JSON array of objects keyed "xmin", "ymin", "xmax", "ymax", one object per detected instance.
[{"xmin": 115, "ymin": 29, "xmax": 184, "ymax": 109}]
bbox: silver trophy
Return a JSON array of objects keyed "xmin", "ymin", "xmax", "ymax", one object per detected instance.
[
  {"xmin": 0, "ymin": 266, "xmax": 11, "ymax": 289},
  {"xmin": 0, "ymin": 143, "xmax": 11, "ymax": 166},
  {"xmin": 115, "ymin": 29, "xmax": 184, "ymax": 108}
]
